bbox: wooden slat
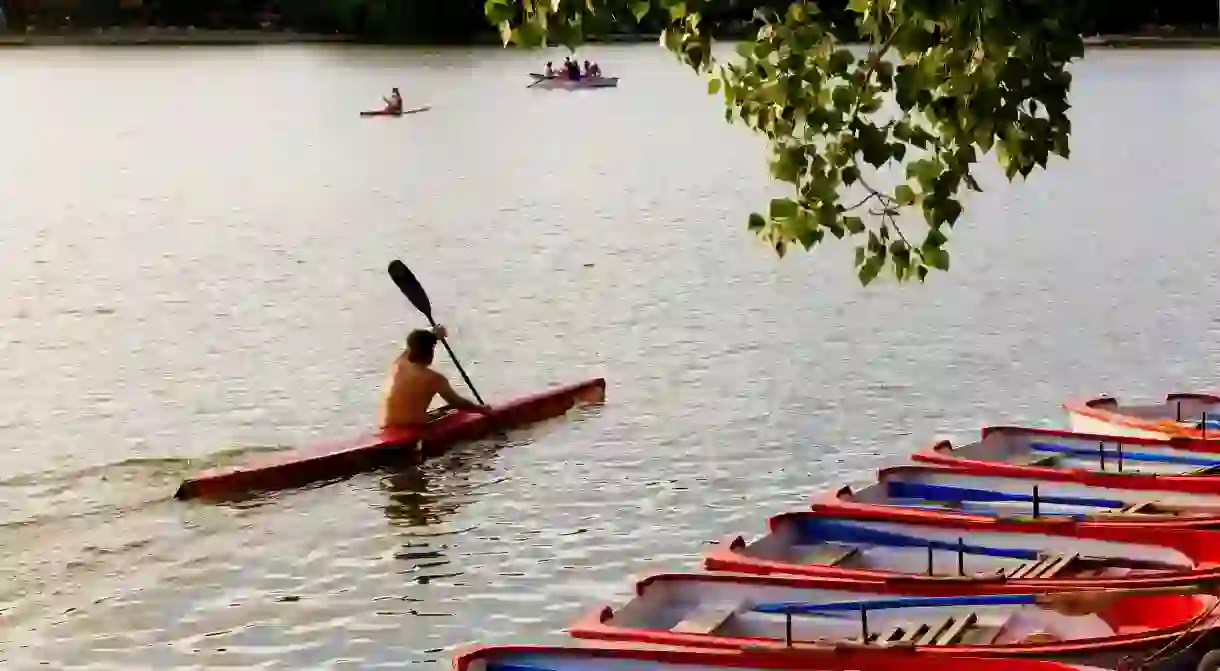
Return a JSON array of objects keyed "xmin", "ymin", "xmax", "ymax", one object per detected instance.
[
  {"xmin": 796, "ymin": 544, "xmax": 860, "ymax": 567},
  {"xmin": 898, "ymin": 623, "xmax": 929, "ymax": 643},
  {"xmin": 672, "ymin": 604, "xmax": 736, "ymax": 634},
  {"xmin": 916, "ymin": 617, "xmax": 956, "ymax": 645},
  {"xmin": 1120, "ymin": 501, "xmax": 1153, "ymax": 514},
  {"xmin": 1009, "ymin": 555, "xmax": 1054, "ymax": 580},
  {"xmin": 1034, "ymin": 553, "xmax": 1078, "ymax": 578},
  {"xmin": 1003, "ymin": 561, "xmax": 1032, "ymax": 579},
  {"xmin": 935, "ymin": 612, "xmax": 978, "ymax": 645}
]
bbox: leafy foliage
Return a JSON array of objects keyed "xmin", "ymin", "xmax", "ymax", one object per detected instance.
[{"xmin": 485, "ymin": 0, "xmax": 1085, "ymax": 284}]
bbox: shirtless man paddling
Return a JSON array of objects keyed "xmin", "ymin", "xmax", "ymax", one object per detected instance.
[{"xmin": 381, "ymin": 325, "xmax": 492, "ymax": 429}]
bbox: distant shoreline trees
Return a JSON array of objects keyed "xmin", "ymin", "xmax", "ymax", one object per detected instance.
[{"xmin": 0, "ymin": 0, "xmax": 1216, "ymax": 44}]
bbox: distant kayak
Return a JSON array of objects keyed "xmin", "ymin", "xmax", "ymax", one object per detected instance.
[
  {"xmin": 359, "ymin": 105, "xmax": 432, "ymax": 117},
  {"xmin": 528, "ymin": 74, "xmax": 618, "ymax": 90}
]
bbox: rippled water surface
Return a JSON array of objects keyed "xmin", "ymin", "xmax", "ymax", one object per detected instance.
[{"xmin": 4, "ymin": 44, "xmax": 1220, "ymax": 669}]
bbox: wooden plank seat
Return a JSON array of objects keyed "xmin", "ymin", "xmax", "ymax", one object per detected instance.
[
  {"xmin": 671, "ymin": 603, "xmax": 737, "ymax": 634},
  {"xmin": 796, "ymin": 544, "xmax": 860, "ymax": 567},
  {"xmin": 1004, "ymin": 553, "xmax": 1077, "ymax": 579}
]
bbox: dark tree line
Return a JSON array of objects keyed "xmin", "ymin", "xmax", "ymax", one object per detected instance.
[{"xmin": 1, "ymin": 0, "xmax": 1217, "ymax": 42}]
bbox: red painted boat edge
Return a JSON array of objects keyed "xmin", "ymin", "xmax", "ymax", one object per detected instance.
[
  {"xmin": 1065, "ymin": 394, "xmax": 1220, "ymax": 441},
  {"xmin": 567, "ymin": 571, "xmax": 1216, "ymax": 658},
  {"xmin": 703, "ymin": 505, "xmax": 1220, "ymax": 588},
  {"xmin": 175, "ymin": 377, "xmax": 606, "ymax": 500},
  {"xmin": 452, "ymin": 642, "xmax": 1095, "ymax": 671}
]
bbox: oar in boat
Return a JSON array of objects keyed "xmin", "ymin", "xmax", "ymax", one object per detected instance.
[{"xmin": 387, "ymin": 259, "xmax": 486, "ymax": 405}]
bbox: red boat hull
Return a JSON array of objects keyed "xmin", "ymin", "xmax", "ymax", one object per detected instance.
[
  {"xmin": 913, "ymin": 426, "xmax": 1220, "ymax": 495},
  {"xmin": 569, "ymin": 571, "xmax": 1218, "ymax": 664},
  {"xmin": 705, "ymin": 505, "xmax": 1220, "ymax": 588},
  {"xmin": 819, "ymin": 465, "xmax": 1220, "ymax": 530},
  {"xmin": 175, "ymin": 377, "xmax": 605, "ymax": 500},
  {"xmin": 454, "ymin": 642, "xmax": 1102, "ymax": 671},
  {"xmin": 1066, "ymin": 393, "xmax": 1220, "ymax": 441}
]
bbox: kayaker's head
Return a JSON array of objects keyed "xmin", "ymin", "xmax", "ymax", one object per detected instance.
[
  {"xmin": 392, "ymin": 87, "xmax": 400, "ymax": 94},
  {"xmin": 406, "ymin": 329, "xmax": 438, "ymax": 365}
]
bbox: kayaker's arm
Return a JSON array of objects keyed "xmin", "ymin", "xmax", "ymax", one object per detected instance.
[{"xmin": 437, "ymin": 377, "xmax": 493, "ymax": 415}]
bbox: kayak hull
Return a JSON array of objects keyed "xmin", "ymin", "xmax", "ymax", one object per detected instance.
[
  {"xmin": 913, "ymin": 425, "xmax": 1220, "ymax": 494},
  {"xmin": 822, "ymin": 464, "xmax": 1220, "ymax": 529},
  {"xmin": 175, "ymin": 377, "xmax": 605, "ymax": 500},
  {"xmin": 454, "ymin": 642, "xmax": 1106, "ymax": 671},
  {"xmin": 569, "ymin": 571, "xmax": 1220, "ymax": 667},
  {"xmin": 706, "ymin": 506, "xmax": 1220, "ymax": 588},
  {"xmin": 1067, "ymin": 393, "xmax": 1220, "ymax": 441},
  {"xmin": 359, "ymin": 105, "xmax": 432, "ymax": 117}
]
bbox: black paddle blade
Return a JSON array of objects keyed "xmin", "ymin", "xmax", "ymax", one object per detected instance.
[{"xmin": 388, "ymin": 260, "xmax": 433, "ymax": 321}]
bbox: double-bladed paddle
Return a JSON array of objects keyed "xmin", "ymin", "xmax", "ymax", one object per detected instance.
[{"xmin": 387, "ymin": 259, "xmax": 486, "ymax": 406}]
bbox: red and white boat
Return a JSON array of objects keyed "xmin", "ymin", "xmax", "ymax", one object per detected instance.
[
  {"xmin": 705, "ymin": 506, "xmax": 1220, "ymax": 588},
  {"xmin": 454, "ymin": 642, "xmax": 1108, "ymax": 671},
  {"xmin": 569, "ymin": 571, "xmax": 1220, "ymax": 668},
  {"xmin": 175, "ymin": 377, "xmax": 605, "ymax": 500},
  {"xmin": 912, "ymin": 426, "xmax": 1220, "ymax": 494},
  {"xmin": 818, "ymin": 464, "xmax": 1220, "ymax": 529},
  {"xmin": 1067, "ymin": 393, "xmax": 1220, "ymax": 441}
]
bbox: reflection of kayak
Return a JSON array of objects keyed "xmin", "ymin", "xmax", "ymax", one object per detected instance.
[
  {"xmin": 528, "ymin": 74, "xmax": 618, "ymax": 90},
  {"xmin": 174, "ymin": 377, "xmax": 606, "ymax": 500},
  {"xmin": 359, "ymin": 105, "xmax": 432, "ymax": 117}
]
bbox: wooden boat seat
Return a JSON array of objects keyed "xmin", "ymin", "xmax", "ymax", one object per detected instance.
[
  {"xmin": 1011, "ymin": 452, "xmax": 1058, "ymax": 466},
  {"xmin": 1119, "ymin": 501, "xmax": 1154, "ymax": 514},
  {"xmin": 796, "ymin": 544, "xmax": 860, "ymax": 566},
  {"xmin": 672, "ymin": 603, "xmax": 737, "ymax": 634},
  {"xmin": 856, "ymin": 625, "xmax": 908, "ymax": 644},
  {"xmin": 1005, "ymin": 553, "xmax": 1077, "ymax": 579},
  {"xmin": 899, "ymin": 612, "xmax": 1000, "ymax": 646}
]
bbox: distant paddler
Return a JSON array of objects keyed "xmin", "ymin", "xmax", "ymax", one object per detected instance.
[
  {"xmin": 382, "ymin": 87, "xmax": 404, "ymax": 114},
  {"xmin": 380, "ymin": 325, "xmax": 493, "ymax": 429}
]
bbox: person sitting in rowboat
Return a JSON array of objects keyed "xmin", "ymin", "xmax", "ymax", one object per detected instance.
[
  {"xmin": 381, "ymin": 325, "xmax": 492, "ymax": 429},
  {"xmin": 587, "ymin": 61, "xmax": 602, "ymax": 78},
  {"xmin": 563, "ymin": 57, "xmax": 581, "ymax": 81},
  {"xmin": 383, "ymin": 88, "xmax": 403, "ymax": 114},
  {"xmin": 544, "ymin": 61, "xmax": 555, "ymax": 78}
]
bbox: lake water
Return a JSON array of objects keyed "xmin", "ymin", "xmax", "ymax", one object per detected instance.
[{"xmin": 3, "ymin": 43, "xmax": 1220, "ymax": 669}]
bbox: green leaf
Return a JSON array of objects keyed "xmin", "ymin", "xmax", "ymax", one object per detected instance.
[
  {"xmin": 843, "ymin": 216, "xmax": 865, "ymax": 234},
  {"xmin": 923, "ymin": 247, "xmax": 950, "ymax": 271},
  {"xmin": 708, "ymin": 77, "xmax": 722, "ymax": 95},
  {"xmin": 770, "ymin": 198, "xmax": 798, "ymax": 219},
  {"xmin": 842, "ymin": 165, "xmax": 860, "ymax": 186},
  {"xmin": 846, "ymin": 0, "xmax": 871, "ymax": 15},
  {"xmin": 858, "ymin": 256, "xmax": 883, "ymax": 286},
  {"xmin": 631, "ymin": 0, "xmax": 651, "ymax": 22},
  {"xmin": 748, "ymin": 212, "xmax": 766, "ymax": 231},
  {"xmin": 895, "ymin": 184, "xmax": 916, "ymax": 205}
]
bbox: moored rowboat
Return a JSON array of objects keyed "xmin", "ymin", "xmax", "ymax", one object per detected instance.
[
  {"xmin": 821, "ymin": 464, "xmax": 1220, "ymax": 529},
  {"xmin": 1067, "ymin": 393, "xmax": 1220, "ymax": 441},
  {"xmin": 705, "ymin": 506, "xmax": 1220, "ymax": 588},
  {"xmin": 569, "ymin": 571, "xmax": 1220, "ymax": 667},
  {"xmin": 454, "ymin": 642, "xmax": 1107, "ymax": 671},
  {"xmin": 913, "ymin": 426, "xmax": 1220, "ymax": 490},
  {"xmin": 175, "ymin": 377, "xmax": 605, "ymax": 500}
]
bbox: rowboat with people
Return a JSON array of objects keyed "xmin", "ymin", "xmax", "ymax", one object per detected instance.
[
  {"xmin": 1067, "ymin": 393, "xmax": 1220, "ymax": 441},
  {"xmin": 453, "ymin": 642, "xmax": 1110, "ymax": 671},
  {"xmin": 529, "ymin": 56, "xmax": 617, "ymax": 89},
  {"xmin": 705, "ymin": 506, "xmax": 1220, "ymax": 588},
  {"xmin": 175, "ymin": 260, "xmax": 605, "ymax": 500},
  {"xmin": 567, "ymin": 571, "xmax": 1220, "ymax": 668},
  {"xmin": 821, "ymin": 464, "xmax": 1220, "ymax": 529}
]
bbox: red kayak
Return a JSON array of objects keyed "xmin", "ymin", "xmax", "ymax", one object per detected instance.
[
  {"xmin": 359, "ymin": 105, "xmax": 431, "ymax": 117},
  {"xmin": 454, "ymin": 642, "xmax": 1108, "ymax": 671},
  {"xmin": 706, "ymin": 505, "xmax": 1220, "ymax": 588},
  {"xmin": 175, "ymin": 377, "xmax": 605, "ymax": 500},
  {"xmin": 912, "ymin": 425, "xmax": 1220, "ymax": 495}
]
